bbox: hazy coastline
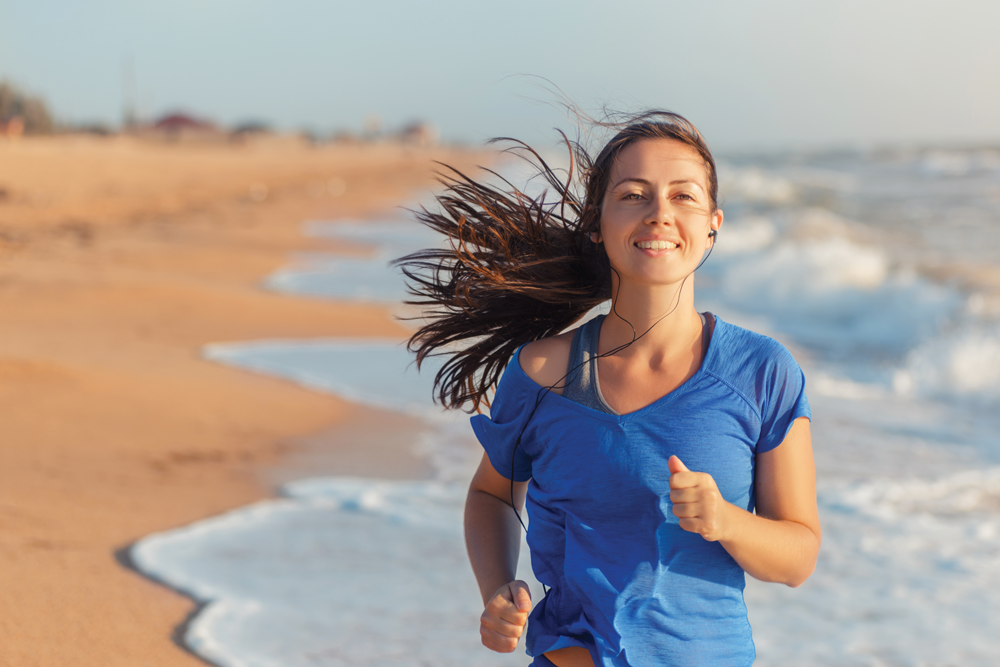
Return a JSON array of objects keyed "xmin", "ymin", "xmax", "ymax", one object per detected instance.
[{"xmin": 0, "ymin": 134, "xmax": 485, "ymax": 665}]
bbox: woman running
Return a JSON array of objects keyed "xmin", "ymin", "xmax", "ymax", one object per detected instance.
[{"xmin": 397, "ymin": 110, "xmax": 820, "ymax": 666}]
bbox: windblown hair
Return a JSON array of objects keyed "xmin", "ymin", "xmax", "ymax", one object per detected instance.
[{"xmin": 394, "ymin": 110, "xmax": 718, "ymax": 412}]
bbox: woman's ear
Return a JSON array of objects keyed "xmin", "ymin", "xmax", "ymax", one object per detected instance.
[
  {"xmin": 707, "ymin": 209, "xmax": 723, "ymax": 247},
  {"xmin": 589, "ymin": 231, "xmax": 602, "ymax": 244}
]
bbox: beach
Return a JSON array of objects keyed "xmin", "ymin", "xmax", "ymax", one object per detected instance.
[
  {"xmin": 0, "ymin": 135, "xmax": 483, "ymax": 665},
  {"xmin": 132, "ymin": 144, "xmax": 1000, "ymax": 666},
  {"xmin": 3, "ymin": 135, "xmax": 1000, "ymax": 666}
]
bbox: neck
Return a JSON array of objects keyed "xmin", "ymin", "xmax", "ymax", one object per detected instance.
[{"xmin": 601, "ymin": 274, "xmax": 702, "ymax": 358}]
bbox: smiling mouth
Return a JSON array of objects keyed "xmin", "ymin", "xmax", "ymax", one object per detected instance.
[{"xmin": 635, "ymin": 240, "xmax": 678, "ymax": 250}]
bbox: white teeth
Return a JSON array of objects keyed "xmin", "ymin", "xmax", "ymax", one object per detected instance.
[{"xmin": 636, "ymin": 240, "xmax": 678, "ymax": 250}]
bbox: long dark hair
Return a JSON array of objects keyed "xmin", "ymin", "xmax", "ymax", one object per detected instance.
[{"xmin": 394, "ymin": 110, "xmax": 718, "ymax": 412}]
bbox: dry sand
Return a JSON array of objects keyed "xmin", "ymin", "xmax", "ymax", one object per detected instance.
[{"xmin": 0, "ymin": 135, "xmax": 485, "ymax": 665}]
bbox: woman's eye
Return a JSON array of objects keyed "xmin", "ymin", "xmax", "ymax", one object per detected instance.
[
  {"xmin": 623, "ymin": 193, "xmax": 643, "ymax": 200},
  {"xmin": 674, "ymin": 193, "xmax": 695, "ymax": 201}
]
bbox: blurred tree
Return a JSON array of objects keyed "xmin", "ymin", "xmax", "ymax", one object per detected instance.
[{"xmin": 0, "ymin": 81, "xmax": 54, "ymax": 135}]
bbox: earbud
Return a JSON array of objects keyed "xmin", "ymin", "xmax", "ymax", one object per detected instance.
[{"xmin": 708, "ymin": 229, "xmax": 717, "ymax": 238}]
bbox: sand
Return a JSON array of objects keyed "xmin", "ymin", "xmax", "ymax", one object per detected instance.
[{"xmin": 0, "ymin": 134, "xmax": 485, "ymax": 665}]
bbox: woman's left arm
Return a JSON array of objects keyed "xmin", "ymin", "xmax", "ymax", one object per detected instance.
[{"xmin": 668, "ymin": 416, "xmax": 820, "ymax": 587}]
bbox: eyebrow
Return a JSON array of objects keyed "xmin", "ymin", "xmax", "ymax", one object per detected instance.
[{"xmin": 610, "ymin": 177, "xmax": 700, "ymax": 190}]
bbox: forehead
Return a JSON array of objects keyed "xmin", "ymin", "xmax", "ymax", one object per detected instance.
[{"xmin": 609, "ymin": 138, "xmax": 709, "ymax": 187}]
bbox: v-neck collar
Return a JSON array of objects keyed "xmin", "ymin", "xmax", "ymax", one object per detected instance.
[{"xmin": 514, "ymin": 313, "xmax": 721, "ymax": 423}]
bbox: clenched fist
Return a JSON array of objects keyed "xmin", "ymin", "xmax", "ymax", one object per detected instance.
[
  {"xmin": 480, "ymin": 580, "xmax": 532, "ymax": 653},
  {"xmin": 668, "ymin": 455, "xmax": 733, "ymax": 542}
]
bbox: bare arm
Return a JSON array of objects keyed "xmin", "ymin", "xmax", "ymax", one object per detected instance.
[
  {"xmin": 469, "ymin": 335, "xmax": 596, "ymax": 667},
  {"xmin": 669, "ymin": 417, "xmax": 821, "ymax": 587},
  {"xmin": 465, "ymin": 452, "xmax": 532, "ymax": 652},
  {"xmin": 465, "ymin": 452, "xmax": 528, "ymax": 601}
]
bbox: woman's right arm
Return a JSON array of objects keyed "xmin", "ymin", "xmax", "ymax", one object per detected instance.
[{"xmin": 465, "ymin": 452, "xmax": 532, "ymax": 653}]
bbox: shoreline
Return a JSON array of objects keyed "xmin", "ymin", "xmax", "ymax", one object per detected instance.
[{"xmin": 0, "ymin": 135, "xmax": 485, "ymax": 665}]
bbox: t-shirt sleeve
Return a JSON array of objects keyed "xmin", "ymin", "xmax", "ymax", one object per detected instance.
[
  {"xmin": 469, "ymin": 354, "xmax": 534, "ymax": 482},
  {"xmin": 757, "ymin": 344, "xmax": 811, "ymax": 454}
]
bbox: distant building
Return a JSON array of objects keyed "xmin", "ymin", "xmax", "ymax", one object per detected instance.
[
  {"xmin": 138, "ymin": 112, "xmax": 224, "ymax": 142},
  {"xmin": 231, "ymin": 120, "xmax": 273, "ymax": 136},
  {"xmin": 398, "ymin": 122, "xmax": 438, "ymax": 148},
  {"xmin": 154, "ymin": 112, "xmax": 217, "ymax": 132},
  {"xmin": 0, "ymin": 81, "xmax": 53, "ymax": 135},
  {"xmin": 0, "ymin": 116, "xmax": 24, "ymax": 139}
]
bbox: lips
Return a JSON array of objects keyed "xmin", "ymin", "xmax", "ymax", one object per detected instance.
[{"xmin": 634, "ymin": 239, "xmax": 679, "ymax": 250}]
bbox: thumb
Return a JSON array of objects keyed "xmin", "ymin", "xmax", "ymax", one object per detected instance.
[
  {"xmin": 668, "ymin": 455, "xmax": 689, "ymax": 475},
  {"xmin": 510, "ymin": 580, "xmax": 532, "ymax": 612}
]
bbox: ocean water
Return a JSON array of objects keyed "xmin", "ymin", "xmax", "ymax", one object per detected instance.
[{"xmin": 133, "ymin": 147, "xmax": 1000, "ymax": 666}]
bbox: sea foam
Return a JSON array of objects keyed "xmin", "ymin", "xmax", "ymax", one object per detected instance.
[
  {"xmin": 134, "ymin": 477, "xmax": 542, "ymax": 667},
  {"xmin": 135, "ymin": 147, "xmax": 1000, "ymax": 666}
]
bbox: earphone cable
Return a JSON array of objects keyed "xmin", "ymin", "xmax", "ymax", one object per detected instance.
[{"xmin": 505, "ymin": 234, "xmax": 717, "ymax": 594}]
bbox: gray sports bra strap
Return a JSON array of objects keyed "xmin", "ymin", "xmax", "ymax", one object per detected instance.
[
  {"xmin": 563, "ymin": 315, "xmax": 619, "ymax": 415},
  {"xmin": 562, "ymin": 312, "xmax": 715, "ymax": 415}
]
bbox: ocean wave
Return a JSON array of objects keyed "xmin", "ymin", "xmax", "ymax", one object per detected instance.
[
  {"xmin": 829, "ymin": 467, "xmax": 1000, "ymax": 520},
  {"xmin": 718, "ymin": 164, "xmax": 796, "ymax": 204},
  {"xmin": 132, "ymin": 478, "xmax": 540, "ymax": 667},
  {"xmin": 264, "ymin": 219, "xmax": 446, "ymax": 303},
  {"xmin": 266, "ymin": 256, "xmax": 406, "ymax": 303},
  {"xmin": 809, "ymin": 372, "xmax": 886, "ymax": 400},
  {"xmin": 745, "ymin": 472, "xmax": 1000, "ymax": 666},
  {"xmin": 712, "ymin": 229, "xmax": 958, "ymax": 364},
  {"xmin": 893, "ymin": 320, "xmax": 1000, "ymax": 404},
  {"xmin": 920, "ymin": 149, "xmax": 1000, "ymax": 177},
  {"xmin": 711, "ymin": 216, "xmax": 777, "ymax": 256},
  {"xmin": 204, "ymin": 340, "xmax": 440, "ymax": 418}
]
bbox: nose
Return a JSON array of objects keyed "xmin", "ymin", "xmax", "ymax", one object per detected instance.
[{"xmin": 645, "ymin": 194, "xmax": 674, "ymax": 225}]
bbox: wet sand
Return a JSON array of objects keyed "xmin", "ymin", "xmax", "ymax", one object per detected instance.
[{"xmin": 0, "ymin": 135, "xmax": 483, "ymax": 665}]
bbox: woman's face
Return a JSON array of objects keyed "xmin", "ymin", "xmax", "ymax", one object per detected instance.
[{"xmin": 596, "ymin": 138, "xmax": 722, "ymax": 289}]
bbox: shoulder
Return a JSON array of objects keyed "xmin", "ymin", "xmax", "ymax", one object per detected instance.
[
  {"xmin": 709, "ymin": 319, "xmax": 812, "ymax": 449},
  {"xmin": 711, "ymin": 318, "xmax": 800, "ymax": 371},
  {"xmin": 519, "ymin": 329, "xmax": 576, "ymax": 394},
  {"xmin": 706, "ymin": 318, "xmax": 806, "ymax": 409}
]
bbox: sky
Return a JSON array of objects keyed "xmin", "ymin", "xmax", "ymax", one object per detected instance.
[{"xmin": 1, "ymin": 0, "xmax": 998, "ymax": 151}]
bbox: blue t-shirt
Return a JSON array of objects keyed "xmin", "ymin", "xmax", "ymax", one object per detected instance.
[{"xmin": 470, "ymin": 316, "xmax": 811, "ymax": 666}]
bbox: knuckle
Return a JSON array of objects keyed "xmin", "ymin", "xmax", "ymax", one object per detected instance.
[
  {"xmin": 480, "ymin": 629, "xmax": 515, "ymax": 653},
  {"xmin": 481, "ymin": 613, "xmax": 502, "ymax": 631},
  {"xmin": 483, "ymin": 635, "xmax": 514, "ymax": 652}
]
